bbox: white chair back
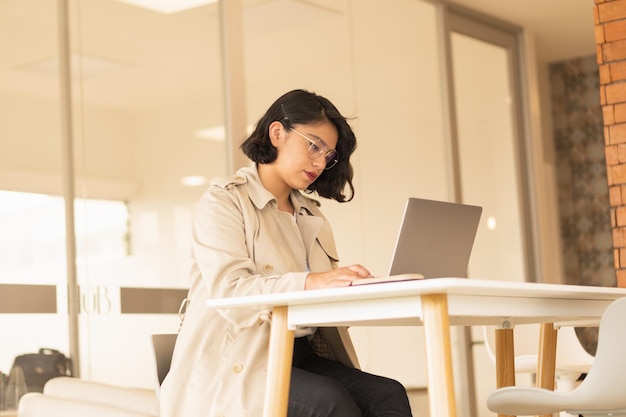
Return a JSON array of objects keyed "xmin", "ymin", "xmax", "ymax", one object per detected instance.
[{"xmin": 487, "ymin": 297, "xmax": 626, "ymax": 416}]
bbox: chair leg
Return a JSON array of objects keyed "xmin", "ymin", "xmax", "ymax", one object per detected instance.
[{"xmin": 555, "ymin": 372, "xmax": 580, "ymax": 393}]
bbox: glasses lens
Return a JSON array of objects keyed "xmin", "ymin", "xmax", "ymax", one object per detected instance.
[{"xmin": 324, "ymin": 150, "xmax": 338, "ymax": 169}]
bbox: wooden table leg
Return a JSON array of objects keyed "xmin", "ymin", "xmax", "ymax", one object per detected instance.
[
  {"xmin": 495, "ymin": 327, "xmax": 515, "ymax": 417},
  {"xmin": 421, "ymin": 294, "xmax": 457, "ymax": 417},
  {"xmin": 263, "ymin": 305, "xmax": 295, "ymax": 417},
  {"xmin": 536, "ymin": 323, "xmax": 557, "ymax": 417}
]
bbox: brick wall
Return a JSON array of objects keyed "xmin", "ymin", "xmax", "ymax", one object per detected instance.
[{"xmin": 596, "ymin": 0, "xmax": 626, "ymax": 287}]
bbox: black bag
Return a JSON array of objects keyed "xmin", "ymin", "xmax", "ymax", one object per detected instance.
[{"xmin": 8, "ymin": 348, "xmax": 72, "ymax": 393}]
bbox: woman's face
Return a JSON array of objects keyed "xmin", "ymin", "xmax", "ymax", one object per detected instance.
[{"xmin": 269, "ymin": 120, "xmax": 339, "ymax": 191}]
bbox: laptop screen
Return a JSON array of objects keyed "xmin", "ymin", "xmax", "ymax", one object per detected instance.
[{"xmin": 388, "ymin": 198, "xmax": 482, "ymax": 278}]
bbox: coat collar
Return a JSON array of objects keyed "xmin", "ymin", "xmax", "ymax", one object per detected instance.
[
  {"xmin": 236, "ymin": 165, "xmax": 320, "ymax": 215},
  {"xmin": 237, "ymin": 165, "xmax": 339, "ymax": 262}
]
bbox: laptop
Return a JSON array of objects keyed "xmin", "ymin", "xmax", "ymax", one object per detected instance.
[{"xmin": 352, "ymin": 197, "xmax": 482, "ymax": 285}]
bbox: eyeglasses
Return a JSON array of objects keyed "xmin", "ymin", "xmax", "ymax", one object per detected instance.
[{"xmin": 289, "ymin": 127, "xmax": 339, "ymax": 170}]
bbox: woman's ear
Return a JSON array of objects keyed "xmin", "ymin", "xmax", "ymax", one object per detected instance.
[{"xmin": 268, "ymin": 121, "xmax": 283, "ymax": 147}]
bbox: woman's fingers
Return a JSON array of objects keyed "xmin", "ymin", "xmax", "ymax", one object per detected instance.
[
  {"xmin": 344, "ymin": 264, "xmax": 374, "ymax": 278},
  {"xmin": 304, "ymin": 265, "xmax": 375, "ymax": 290}
]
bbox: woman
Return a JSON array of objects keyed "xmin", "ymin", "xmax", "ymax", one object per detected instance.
[{"xmin": 160, "ymin": 89, "xmax": 413, "ymax": 417}]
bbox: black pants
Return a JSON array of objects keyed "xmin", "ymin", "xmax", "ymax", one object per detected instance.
[{"xmin": 288, "ymin": 336, "xmax": 413, "ymax": 417}]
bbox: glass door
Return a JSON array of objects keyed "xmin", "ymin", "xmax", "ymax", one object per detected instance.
[{"xmin": 445, "ymin": 9, "xmax": 535, "ymax": 417}]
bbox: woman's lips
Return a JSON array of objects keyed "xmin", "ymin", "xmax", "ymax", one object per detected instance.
[{"xmin": 305, "ymin": 171, "xmax": 318, "ymax": 182}]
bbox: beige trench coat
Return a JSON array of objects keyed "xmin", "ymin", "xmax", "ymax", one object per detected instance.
[{"xmin": 159, "ymin": 165, "xmax": 360, "ymax": 417}]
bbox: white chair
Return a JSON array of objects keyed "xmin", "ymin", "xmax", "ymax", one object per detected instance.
[
  {"xmin": 18, "ymin": 376, "xmax": 158, "ymax": 417},
  {"xmin": 483, "ymin": 322, "xmax": 594, "ymax": 392},
  {"xmin": 16, "ymin": 334, "xmax": 176, "ymax": 417},
  {"xmin": 486, "ymin": 297, "xmax": 626, "ymax": 416}
]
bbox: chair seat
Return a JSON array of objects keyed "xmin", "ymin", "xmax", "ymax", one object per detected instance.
[{"xmin": 487, "ymin": 385, "xmax": 626, "ymax": 416}]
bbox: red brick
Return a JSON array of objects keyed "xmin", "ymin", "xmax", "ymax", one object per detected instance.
[
  {"xmin": 608, "ymin": 143, "xmax": 619, "ymax": 162},
  {"xmin": 620, "ymin": 248, "xmax": 626, "ymax": 268},
  {"xmin": 611, "ymin": 185, "xmax": 623, "ymax": 206},
  {"xmin": 614, "ymin": 227, "xmax": 623, "ymax": 247},
  {"xmin": 596, "ymin": 24, "xmax": 606, "ymax": 44},
  {"xmin": 617, "ymin": 205, "xmax": 626, "ymax": 225},
  {"xmin": 619, "ymin": 143, "xmax": 626, "ymax": 161},
  {"xmin": 604, "ymin": 104, "xmax": 616, "ymax": 124},
  {"xmin": 612, "ymin": 163, "xmax": 626, "ymax": 184},
  {"xmin": 616, "ymin": 102, "xmax": 626, "ymax": 122},
  {"xmin": 610, "ymin": 61, "xmax": 626, "ymax": 82},
  {"xmin": 603, "ymin": 39, "xmax": 626, "ymax": 61},
  {"xmin": 598, "ymin": 0, "xmax": 626, "ymax": 23},
  {"xmin": 608, "ymin": 144, "xmax": 620, "ymax": 164},
  {"xmin": 599, "ymin": 64, "xmax": 611, "ymax": 84},
  {"xmin": 601, "ymin": 84, "xmax": 607, "ymax": 104},
  {"xmin": 617, "ymin": 269, "xmax": 626, "ymax": 288},
  {"xmin": 598, "ymin": 44, "xmax": 605, "ymax": 65},
  {"xmin": 606, "ymin": 82, "xmax": 626, "ymax": 104},
  {"xmin": 595, "ymin": 5, "xmax": 601, "ymax": 25},
  {"xmin": 612, "ymin": 207, "xmax": 617, "ymax": 228},
  {"xmin": 615, "ymin": 249, "xmax": 620, "ymax": 270},
  {"xmin": 608, "ymin": 123, "xmax": 626, "ymax": 143},
  {"xmin": 605, "ymin": 20, "xmax": 626, "ymax": 42}
]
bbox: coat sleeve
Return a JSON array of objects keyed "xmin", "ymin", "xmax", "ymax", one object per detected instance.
[{"xmin": 190, "ymin": 185, "xmax": 308, "ymax": 328}]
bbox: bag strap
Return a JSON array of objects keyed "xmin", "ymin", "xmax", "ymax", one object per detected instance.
[{"xmin": 38, "ymin": 348, "xmax": 61, "ymax": 355}]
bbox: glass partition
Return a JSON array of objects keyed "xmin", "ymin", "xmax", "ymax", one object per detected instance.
[
  {"xmin": 451, "ymin": 32, "xmax": 528, "ymax": 282},
  {"xmin": 0, "ymin": 0, "xmax": 69, "ymax": 399},
  {"xmin": 68, "ymin": 0, "xmax": 224, "ymax": 387}
]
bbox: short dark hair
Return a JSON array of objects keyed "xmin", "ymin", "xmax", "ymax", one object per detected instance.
[{"xmin": 240, "ymin": 89, "xmax": 356, "ymax": 202}]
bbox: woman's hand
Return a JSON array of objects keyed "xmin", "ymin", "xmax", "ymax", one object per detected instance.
[{"xmin": 304, "ymin": 264, "xmax": 374, "ymax": 290}]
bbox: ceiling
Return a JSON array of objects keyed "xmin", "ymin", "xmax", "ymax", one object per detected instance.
[
  {"xmin": 0, "ymin": 0, "xmax": 597, "ymax": 112},
  {"xmin": 447, "ymin": 0, "xmax": 596, "ymax": 64}
]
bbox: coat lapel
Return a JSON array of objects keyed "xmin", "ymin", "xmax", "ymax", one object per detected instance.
[
  {"xmin": 295, "ymin": 213, "xmax": 323, "ymax": 258},
  {"xmin": 295, "ymin": 201, "xmax": 340, "ymax": 266}
]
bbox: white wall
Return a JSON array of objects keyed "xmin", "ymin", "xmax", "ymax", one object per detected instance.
[{"xmin": 329, "ymin": 0, "xmax": 448, "ymax": 389}]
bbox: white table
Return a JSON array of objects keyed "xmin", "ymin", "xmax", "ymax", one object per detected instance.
[{"xmin": 206, "ymin": 277, "xmax": 626, "ymax": 417}]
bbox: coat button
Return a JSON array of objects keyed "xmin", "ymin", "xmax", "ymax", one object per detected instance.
[
  {"xmin": 263, "ymin": 264, "xmax": 273, "ymax": 274},
  {"xmin": 232, "ymin": 362, "xmax": 244, "ymax": 373}
]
